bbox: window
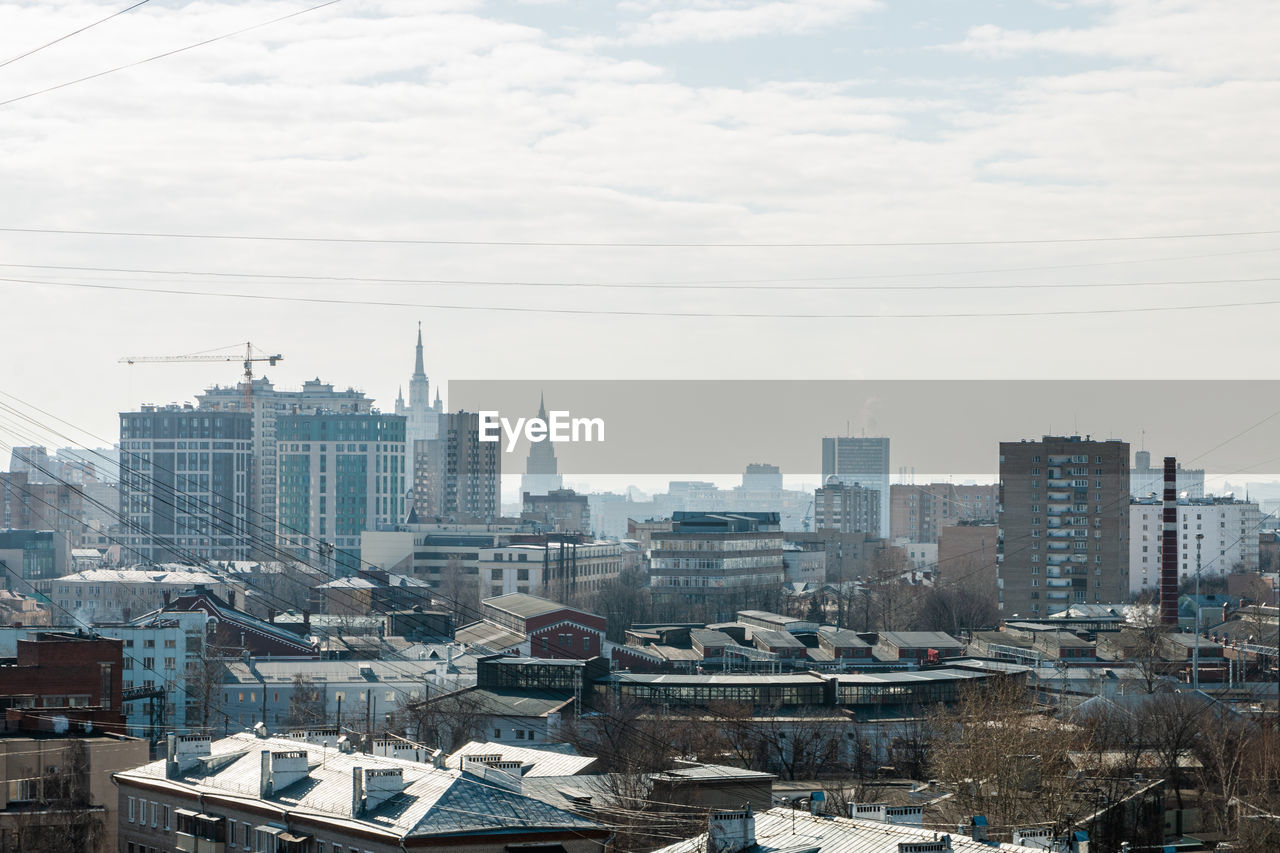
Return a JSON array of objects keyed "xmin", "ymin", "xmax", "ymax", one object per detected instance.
[
  {"xmin": 128, "ymin": 796, "xmax": 136, "ymax": 822},
  {"xmin": 151, "ymin": 800, "xmax": 158, "ymax": 827}
]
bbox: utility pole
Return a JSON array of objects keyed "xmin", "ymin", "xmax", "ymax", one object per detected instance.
[
  {"xmin": 336, "ymin": 695, "xmax": 342, "ymax": 732},
  {"xmin": 1194, "ymin": 533, "xmax": 1204, "ymax": 692}
]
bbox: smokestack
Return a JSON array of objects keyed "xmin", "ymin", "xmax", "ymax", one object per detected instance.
[{"xmin": 1161, "ymin": 456, "xmax": 1179, "ymax": 625}]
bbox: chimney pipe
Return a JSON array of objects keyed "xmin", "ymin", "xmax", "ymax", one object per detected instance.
[
  {"xmin": 351, "ymin": 766, "xmax": 364, "ymax": 817},
  {"xmin": 260, "ymin": 750, "xmax": 272, "ymax": 798},
  {"xmin": 1160, "ymin": 457, "xmax": 1179, "ymax": 625},
  {"xmin": 165, "ymin": 733, "xmax": 178, "ymax": 779}
]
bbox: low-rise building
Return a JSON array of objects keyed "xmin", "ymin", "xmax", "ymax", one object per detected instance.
[
  {"xmin": 48, "ymin": 566, "xmax": 242, "ymax": 624},
  {"xmin": 114, "ymin": 732, "xmax": 609, "ymax": 853}
]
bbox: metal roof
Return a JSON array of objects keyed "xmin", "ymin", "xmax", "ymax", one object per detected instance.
[
  {"xmin": 651, "ymin": 807, "xmax": 1044, "ymax": 853},
  {"xmin": 446, "ymin": 741, "xmax": 596, "ymax": 777},
  {"xmin": 115, "ymin": 733, "xmax": 602, "ymax": 840}
]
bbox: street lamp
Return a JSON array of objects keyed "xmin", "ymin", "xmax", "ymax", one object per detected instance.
[{"xmin": 1194, "ymin": 533, "xmax": 1204, "ymax": 692}]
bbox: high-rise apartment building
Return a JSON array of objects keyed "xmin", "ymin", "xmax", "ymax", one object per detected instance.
[
  {"xmin": 821, "ymin": 436, "xmax": 890, "ymax": 537},
  {"xmin": 1129, "ymin": 496, "xmax": 1260, "ymax": 596},
  {"xmin": 997, "ymin": 436, "xmax": 1130, "ymax": 616},
  {"xmin": 118, "ymin": 405, "xmax": 253, "ymax": 562},
  {"xmin": 520, "ymin": 394, "xmax": 563, "ymax": 498},
  {"xmin": 196, "ymin": 377, "xmax": 373, "ymax": 542},
  {"xmin": 890, "ymin": 482, "xmax": 999, "ymax": 543},
  {"xmin": 275, "ymin": 412, "xmax": 406, "ymax": 572},
  {"xmin": 394, "ymin": 324, "xmax": 444, "ymax": 498},
  {"xmin": 413, "ymin": 411, "xmax": 501, "ymax": 522},
  {"xmin": 813, "ymin": 478, "xmax": 881, "ymax": 534}
]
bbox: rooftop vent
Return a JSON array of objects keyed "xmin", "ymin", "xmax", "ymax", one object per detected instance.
[
  {"xmin": 166, "ymin": 734, "xmax": 212, "ymax": 777},
  {"xmin": 261, "ymin": 749, "xmax": 310, "ymax": 797},
  {"xmin": 362, "ymin": 767, "xmax": 406, "ymax": 811},
  {"xmin": 707, "ymin": 807, "xmax": 755, "ymax": 853}
]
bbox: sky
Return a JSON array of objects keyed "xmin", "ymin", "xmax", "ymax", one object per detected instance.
[{"xmin": 1, "ymin": 0, "xmax": 1278, "ymax": 485}]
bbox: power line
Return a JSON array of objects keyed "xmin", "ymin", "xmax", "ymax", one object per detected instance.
[
  {"xmin": 10, "ymin": 274, "xmax": 1280, "ymax": 319},
  {"xmin": 0, "ymin": 224, "xmax": 1277, "ymax": 247},
  {"xmin": 0, "ymin": 0, "xmax": 152, "ymax": 71},
  {"xmin": 0, "ymin": 0, "xmax": 346, "ymax": 109},
  {"xmin": 4, "ymin": 261, "xmax": 1280, "ymax": 293}
]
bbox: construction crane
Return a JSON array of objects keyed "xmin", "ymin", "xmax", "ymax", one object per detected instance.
[{"xmin": 119, "ymin": 342, "xmax": 283, "ymax": 411}]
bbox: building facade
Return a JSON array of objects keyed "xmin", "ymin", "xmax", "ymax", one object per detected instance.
[
  {"xmin": 118, "ymin": 406, "xmax": 253, "ymax": 562},
  {"xmin": 196, "ymin": 378, "xmax": 374, "ymax": 548},
  {"xmin": 1129, "ymin": 496, "xmax": 1261, "ymax": 596},
  {"xmin": 275, "ymin": 412, "xmax": 406, "ymax": 572},
  {"xmin": 413, "ymin": 411, "xmax": 501, "ymax": 523},
  {"xmin": 478, "ymin": 540, "xmax": 624, "ymax": 601},
  {"xmin": 890, "ymin": 482, "xmax": 999, "ymax": 543},
  {"xmin": 997, "ymin": 436, "xmax": 1130, "ymax": 617},
  {"xmin": 813, "ymin": 478, "xmax": 881, "ymax": 534},
  {"xmin": 821, "ymin": 436, "xmax": 890, "ymax": 537},
  {"xmin": 523, "ymin": 488, "xmax": 591, "ymax": 534},
  {"xmin": 649, "ymin": 512, "xmax": 786, "ymax": 622}
]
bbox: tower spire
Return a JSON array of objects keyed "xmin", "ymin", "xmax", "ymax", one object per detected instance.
[
  {"xmin": 538, "ymin": 390, "xmax": 547, "ymax": 420},
  {"xmin": 414, "ymin": 322, "xmax": 425, "ymax": 378}
]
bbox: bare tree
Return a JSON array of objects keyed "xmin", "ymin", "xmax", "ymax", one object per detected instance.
[
  {"xmin": 437, "ymin": 557, "xmax": 479, "ymax": 623},
  {"xmin": 402, "ymin": 687, "xmax": 490, "ymax": 751},
  {"xmin": 12, "ymin": 741, "xmax": 104, "ymax": 853},
  {"xmin": 285, "ymin": 673, "xmax": 326, "ymax": 728}
]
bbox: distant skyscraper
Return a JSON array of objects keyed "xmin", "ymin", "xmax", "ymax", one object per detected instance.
[
  {"xmin": 1130, "ymin": 450, "xmax": 1204, "ymax": 499},
  {"xmin": 821, "ymin": 436, "xmax": 891, "ymax": 537},
  {"xmin": 521, "ymin": 393, "xmax": 563, "ymax": 498},
  {"xmin": 395, "ymin": 324, "xmax": 444, "ymax": 504},
  {"xmin": 118, "ymin": 405, "xmax": 253, "ymax": 562},
  {"xmin": 275, "ymin": 412, "xmax": 406, "ymax": 572},
  {"xmin": 997, "ymin": 435, "xmax": 1130, "ymax": 617},
  {"xmin": 413, "ymin": 411, "xmax": 500, "ymax": 522}
]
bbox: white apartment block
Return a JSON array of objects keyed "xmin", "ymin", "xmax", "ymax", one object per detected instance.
[{"xmin": 1130, "ymin": 497, "xmax": 1261, "ymax": 596}]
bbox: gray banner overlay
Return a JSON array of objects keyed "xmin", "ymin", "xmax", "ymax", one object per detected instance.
[{"xmin": 449, "ymin": 380, "xmax": 1280, "ymax": 477}]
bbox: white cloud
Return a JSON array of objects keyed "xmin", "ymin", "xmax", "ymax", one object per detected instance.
[{"xmin": 619, "ymin": 0, "xmax": 880, "ymax": 45}]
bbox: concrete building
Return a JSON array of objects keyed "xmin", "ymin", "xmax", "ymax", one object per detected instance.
[
  {"xmin": 937, "ymin": 521, "xmax": 999, "ymax": 582},
  {"xmin": 477, "ymin": 540, "xmax": 624, "ymax": 600},
  {"xmin": 0, "ymin": 528, "xmax": 71, "ymax": 595},
  {"xmin": 1130, "ymin": 495, "xmax": 1262, "ymax": 596},
  {"xmin": 0, "ymin": 471, "xmax": 86, "ymax": 537},
  {"xmin": 394, "ymin": 324, "xmax": 445, "ymax": 503},
  {"xmin": 275, "ymin": 411, "xmax": 406, "ymax": 572},
  {"xmin": 523, "ymin": 488, "xmax": 591, "ymax": 534},
  {"xmin": 1131, "ymin": 449, "xmax": 1204, "ymax": 499},
  {"xmin": 413, "ymin": 411, "xmax": 501, "ymax": 523},
  {"xmin": 890, "ymin": 482, "xmax": 999, "ymax": 543},
  {"xmin": 814, "ymin": 478, "xmax": 881, "ymax": 534},
  {"xmin": 49, "ymin": 566, "xmax": 240, "ymax": 624},
  {"xmin": 114, "ymin": 732, "xmax": 608, "ymax": 853},
  {"xmin": 118, "ymin": 405, "xmax": 254, "ymax": 562},
  {"xmin": 821, "ymin": 436, "xmax": 891, "ymax": 537},
  {"xmin": 90, "ymin": 611, "xmax": 208, "ymax": 738},
  {"xmin": 0, "ymin": 731, "xmax": 147, "ymax": 853},
  {"xmin": 359, "ymin": 519, "xmax": 538, "ymax": 587},
  {"xmin": 649, "ymin": 512, "xmax": 786, "ymax": 622},
  {"xmin": 998, "ymin": 436, "xmax": 1131, "ymax": 617}
]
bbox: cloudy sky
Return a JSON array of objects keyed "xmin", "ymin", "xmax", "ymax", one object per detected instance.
[{"xmin": 1, "ymin": 0, "xmax": 1277, "ymax": 477}]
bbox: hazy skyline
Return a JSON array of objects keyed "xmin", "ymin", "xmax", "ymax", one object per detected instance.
[{"xmin": 2, "ymin": 0, "xmax": 1278, "ymax": 461}]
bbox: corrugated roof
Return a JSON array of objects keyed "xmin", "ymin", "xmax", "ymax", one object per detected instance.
[
  {"xmin": 446, "ymin": 741, "xmax": 596, "ymax": 777},
  {"xmin": 651, "ymin": 807, "xmax": 1044, "ymax": 853},
  {"xmin": 115, "ymin": 733, "xmax": 601, "ymax": 840},
  {"xmin": 454, "ymin": 620, "xmax": 525, "ymax": 650},
  {"xmin": 876, "ymin": 631, "xmax": 964, "ymax": 649}
]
